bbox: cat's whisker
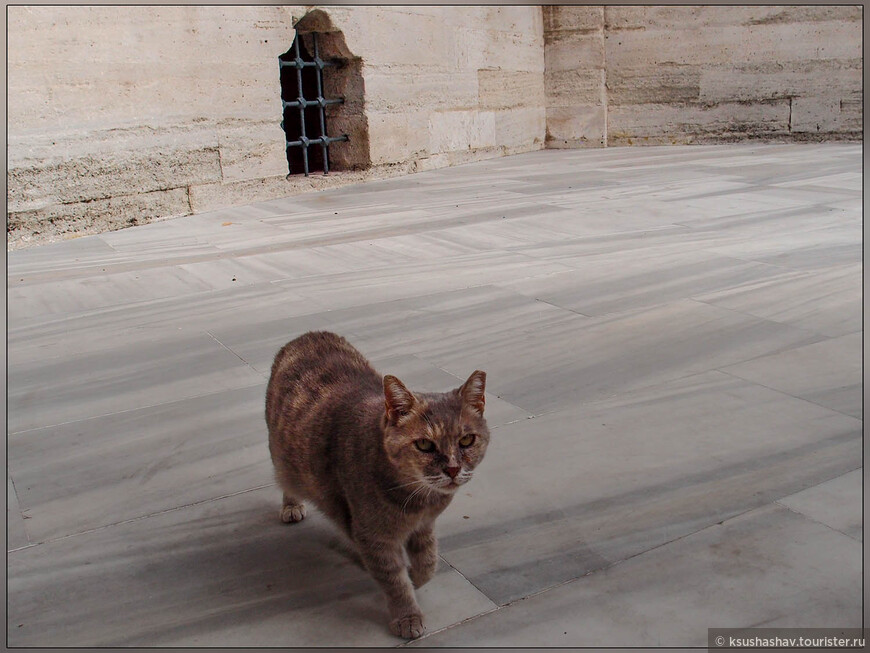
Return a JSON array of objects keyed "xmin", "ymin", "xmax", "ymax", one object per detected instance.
[
  {"xmin": 401, "ymin": 484, "xmax": 429, "ymax": 514},
  {"xmin": 389, "ymin": 478, "xmax": 429, "ymax": 491}
]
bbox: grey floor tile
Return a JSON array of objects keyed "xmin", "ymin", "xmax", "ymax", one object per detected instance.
[
  {"xmin": 206, "ymin": 313, "xmax": 339, "ymax": 375},
  {"xmin": 702, "ymin": 226, "xmax": 861, "ymax": 270},
  {"xmin": 8, "ymin": 265, "xmax": 215, "ymax": 323},
  {"xmin": 7, "ymin": 282, "xmax": 319, "ymax": 364},
  {"xmin": 414, "ymin": 504, "xmax": 862, "ymax": 647},
  {"xmin": 8, "ymin": 328, "xmax": 264, "ymax": 433},
  {"xmin": 425, "ymin": 298, "xmax": 823, "ymax": 414},
  {"xmin": 436, "ymin": 371, "xmax": 860, "ymax": 605},
  {"xmin": 721, "ymin": 332, "xmax": 862, "ymax": 419},
  {"xmin": 6, "ymin": 144, "xmax": 861, "ymax": 647},
  {"xmin": 6, "ymin": 235, "xmax": 120, "ymax": 271},
  {"xmin": 7, "ymin": 486, "xmax": 495, "ymax": 647},
  {"xmin": 777, "ymin": 469, "xmax": 863, "ymax": 541},
  {"xmin": 500, "ymin": 248, "xmax": 789, "ymax": 317},
  {"xmin": 696, "ymin": 263, "xmax": 861, "ymax": 338},
  {"xmin": 274, "ymin": 251, "xmax": 571, "ymax": 312},
  {"xmin": 8, "ymin": 384, "xmax": 270, "ymax": 542}
]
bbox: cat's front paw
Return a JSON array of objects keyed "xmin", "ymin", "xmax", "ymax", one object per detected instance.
[
  {"xmin": 279, "ymin": 503, "xmax": 306, "ymax": 523},
  {"xmin": 408, "ymin": 564, "xmax": 435, "ymax": 589},
  {"xmin": 389, "ymin": 613, "xmax": 425, "ymax": 639}
]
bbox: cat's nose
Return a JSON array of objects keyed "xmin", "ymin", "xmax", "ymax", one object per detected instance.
[{"xmin": 445, "ymin": 466, "xmax": 461, "ymax": 479}]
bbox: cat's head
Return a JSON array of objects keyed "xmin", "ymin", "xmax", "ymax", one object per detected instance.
[{"xmin": 382, "ymin": 370, "xmax": 490, "ymax": 495}]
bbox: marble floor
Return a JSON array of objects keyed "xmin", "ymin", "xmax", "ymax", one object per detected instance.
[{"xmin": 7, "ymin": 143, "xmax": 863, "ymax": 647}]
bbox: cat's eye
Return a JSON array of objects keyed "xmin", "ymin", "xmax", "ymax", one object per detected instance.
[
  {"xmin": 458, "ymin": 433, "xmax": 476, "ymax": 447},
  {"xmin": 415, "ymin": 439, "xmax": 436, "ymax": 453}
]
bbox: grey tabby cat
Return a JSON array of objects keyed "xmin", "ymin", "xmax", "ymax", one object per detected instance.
[{"xmin": 265, "ymin": 331, "xmax": 490, "ymax": 639}]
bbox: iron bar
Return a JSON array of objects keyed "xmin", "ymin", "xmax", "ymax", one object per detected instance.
[
  {"xmin": 293, "ymin": 36, "xmax": 308, "ymax": 176},
  {"xmin": 313, "ymin": 34, "xmax": 329, "ymax": 173}
]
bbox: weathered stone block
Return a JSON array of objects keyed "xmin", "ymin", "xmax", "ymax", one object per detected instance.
[
  {"xmin": 791, "ymin": 97, "xmax": 843, "ymax": 134},
  {"xmin": 366, "ymin": 111, "xmax": 430, "ymax": 165},
  {"xmin": 608, "ymin": 100, "xmax": 791, "ymax": 144},
  {"xmin": 189, "ymin": 175, "xmax": 298, "ymax": 214},
  {"xmin": 218, "ymin": 120, "xmax": 289, "ymax": 183},
  {"xmin": 428, "ymin": 110, "xmax": 497, "ymax": 154},
  {"xmin": 336, "ymin": 8, "xmax": 455, "ymax": 67},
  {"xmin": 546, "ymin": 106, "xmax": 606, "ymax": 147},
  {"xmin": 613, "ymin": 22, "xmax": 860, "ymax": 70},
  {"xmin": 459, "ymin": 27, "xmax": 545, "ymax": 73},
  {"xmin": 545, "ymin": 31, "xmax": 605, "ymax": 73},
  {"xmin": 445, "ymin": 146, "xmax": 503, "ymax": 167},
  {"xmin": 478, "ymin": 6, "xmax": 544, "ymax": 33},
  {"xmin": 494, "ymin": 108, "xmax": 546, "ymax": 148},
  {"xmin": 608, "ymin": 65, "xmax": 702, "ymax": 106},
  {"xmin": 546, "ymin": 69, "xmax": 606, "ymax": 107},
  {"xmin": 699, "ymin": 59, "xmax": 863, "ymax": 104},
  {"xmin": 364, "ymin": 70, "xmax": 479, "ymax": 113},
  {"xmin": 479, "ymin": 70, "xmax": 545, "ymax": 110},
  {"xmin": 7, "ymin": 187, "xmax": 190, "ymax": 248},
  {"xmin": 8, "ymin": 133, "xmax": 222, "ymax": 210},
  {"xmin": 605, "ymin": 6, "xmax": 862, "ymax": 31},
  {"xmin": 415, "ymin": 152, "xmax": 450, "ymax": 173},
  {"xmin": 7, "ymin": 6, "xmax": 295, "ymax": 131},
  {"xmin": 838, "ymin": 91, "xmax": 863, "ymax": 133},
  {"xmin": 544, "ymin": 6, "xmax": 604, "ymax": 34}
]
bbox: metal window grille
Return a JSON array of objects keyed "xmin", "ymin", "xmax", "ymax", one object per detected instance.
[{"xmin": 279, "ymin": 32, "xmax": 348, "ymax": 176}]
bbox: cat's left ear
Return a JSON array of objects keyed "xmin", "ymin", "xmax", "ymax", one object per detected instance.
[{"xmin": 459, "ymin": 370, "xmax": 486, "ymax": 416}]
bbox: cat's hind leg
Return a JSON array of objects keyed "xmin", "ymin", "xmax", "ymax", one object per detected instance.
[{"xmin": 279, "ymin": 493, "xmax": 306, "ymax": 523}]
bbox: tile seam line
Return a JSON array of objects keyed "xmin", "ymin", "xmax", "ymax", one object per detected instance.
[
  {"xmin": 697, "ymin": 248, "xmax": 862, "ymax": 275},
  {"xmin": 716, "ymin": 368, "xmax": 863, "ymax": 422},
  {"xmin": 11, "ymin": 205, "xmax": 559, "ymax": 283},
  {"xmin": 687, "ymin": 296, "xmax": 838, "ymax": 344},
  {"xmin": 8, "ymin": 274, "xmax": 314, "ymax": 333},
  {"xmin": 405, "ymin": 556, "xmax": 504, "ymax": 645},
  {"xmin": 774, "ymin": 489, "xmax": 863, "ymax": 544},
  {"xmin": 206, "ymin": 330, "xmax": 265, "ymax": 376},
  {"xmin": 7, "ymin": 483, "xmax": 277, "ymax": 552},
  {"xmin": 422, "ymin": 360, "xmax": 536, "ymax": 423},
  {"xmin": 7, "ymin": 379, "xmax": 267, "ymax": 436},
  {"xmin": 7, "ymin": 474, "xmax": 33, "ymax": 547},
  {"xmin": 402, "ymin": 604, "xmax": 504, "ymax": 647},
  {"xmin": 416, "ymin": 497, "xmax": 837, "ymax": 642},
  {"xmin": 12, "ymin": 249, "xmax": 535, "ymax": 322}
]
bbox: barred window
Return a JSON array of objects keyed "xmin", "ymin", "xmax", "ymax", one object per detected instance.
[{"xmin": 279, "ymin": 32, "xmax": 348, "ymax": 176}]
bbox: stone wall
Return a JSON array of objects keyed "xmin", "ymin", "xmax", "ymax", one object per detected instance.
[
  {"xmin": 7, "ymin": 6, "xmax": 299, "ymax": 246},
  {"xmin": 325, "ymin": 6, "xmax": 546, "ymax": 170},
  {"xmin": 544, "ymin": 5, "xmax": 863, "ymax": 147},
  {"xmin": 7, "ymin": 5, "xmax": 546, "ymax": 248},
  {"xmin": 7, "ymin": 5, "xmax": 863, "ymax": 248}
]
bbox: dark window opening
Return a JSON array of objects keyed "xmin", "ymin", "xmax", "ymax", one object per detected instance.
[{"xmin": 279, "ymin": 32, "xmax": 348, "ymax": 176}]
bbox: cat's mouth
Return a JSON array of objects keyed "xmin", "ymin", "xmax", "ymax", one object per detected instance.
[
  {"xmin": 432, "ymin": 482, "xmax": 459, "ymax": 494},
  {"xmin": 433, "ymin": 475, "xmax": 469, "ymax": 493}
]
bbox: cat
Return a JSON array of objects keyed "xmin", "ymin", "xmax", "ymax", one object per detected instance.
[{"xmin": 265, "ymin": 330, "xmax": 490, "ymax": 639}]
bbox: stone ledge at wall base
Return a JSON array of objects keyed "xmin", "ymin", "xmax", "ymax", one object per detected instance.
[
  {"xmin": 6, "ymin": 139, "xmax": 541, "ymax": 251},
  {"xmin": 6, "ymin": 188, "xmax": 192, "ymax": 251},
  {"xmin": 605, "ymin": 132, "xmax": 864, "ymax": 147}
]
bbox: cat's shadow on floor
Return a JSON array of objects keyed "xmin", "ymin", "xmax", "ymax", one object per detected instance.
[
  {"xmin": 116, "ymin": 499, "xmax": 385, "ymax": 643},
  {"xmin": 167, "ymin": 500, "xmax": 372, "ymax": 603}
]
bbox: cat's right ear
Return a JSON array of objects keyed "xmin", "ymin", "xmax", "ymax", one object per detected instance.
[
  {"xmin": 384, "ymin": 375, "xmax": 416, "ymax": 424},
  {"xmin": 459, "ymin": 370, "xmax": 487, "ymax": 416}
]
